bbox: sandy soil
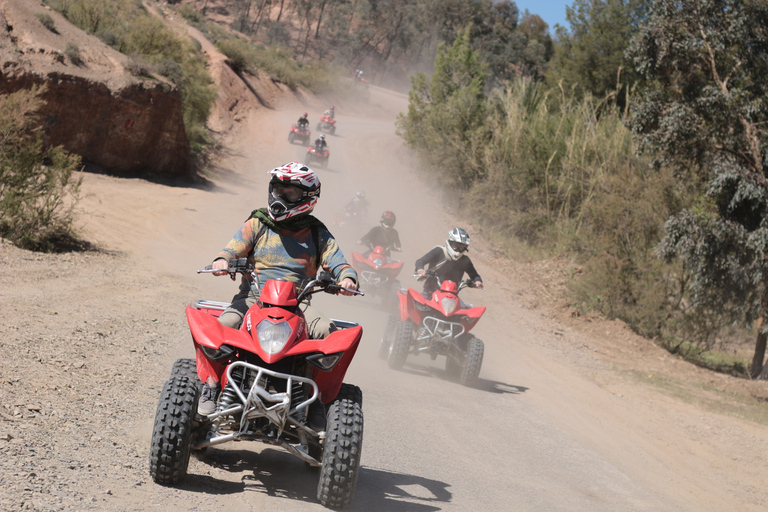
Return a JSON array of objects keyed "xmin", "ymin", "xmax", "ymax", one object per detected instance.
[{"xmin": 2, "ymin": 8, "xmax": 768, "ymax": 512}]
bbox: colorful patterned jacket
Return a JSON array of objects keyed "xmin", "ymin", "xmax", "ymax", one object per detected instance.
[{"xmin": 215, "ymin": 217, "xmax": 357, "ymax": 295}]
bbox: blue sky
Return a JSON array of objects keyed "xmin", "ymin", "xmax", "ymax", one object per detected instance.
[{"xmin": 512, "ymin": 0, "xmax": 572, "ymax": 32}]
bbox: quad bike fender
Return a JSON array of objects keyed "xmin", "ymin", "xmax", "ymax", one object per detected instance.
[
  {"xmin": 296, "ymin": 326, "xmax": 363, "ymax": 403},
  {"xmin": 456, "ymin": 305, "xmax": 487, "ymax": 333},
  {"xmin": 402, "ymin": 288, "xmax": 431, "ymax": 324},
  {"xmin": 187, "ymin": 306, "xmax": 252, "ymax": 384},
  {"xmin": 186, "ymin": 306, "xmax": 253, "ymax": 350}
]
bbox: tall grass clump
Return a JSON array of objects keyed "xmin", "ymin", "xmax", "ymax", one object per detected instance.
[
  {"xmin": 471, "ymin": 79, "xmax": 718, "ymax": 352},
  {"xmin": 0, "ymin": 87, "xmax": 82, "ymax": 252},
  {"xmin": 44, "ymin": 0, "xmax": 216, "ymax": 152}
]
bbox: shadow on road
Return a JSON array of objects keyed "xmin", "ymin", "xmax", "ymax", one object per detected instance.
[
  {"xmin": 400, "ymin": 361, "xmax": 528, "ymax": 395},
  {"xmin": 187, "ymin": 448, "xmax": 450, "ymax": 511}
]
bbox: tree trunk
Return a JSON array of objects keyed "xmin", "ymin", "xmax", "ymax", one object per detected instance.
[
  {"xmin": 750, "ymin": 316, "xmax": 768, "ymax": 379},
  {"xmin": 314, "ymin": 0, "xmax": 327, "ymax": 39},
  {"xmin": 276, "ymin": 0, "xmax": 285, "ymax": 21}
]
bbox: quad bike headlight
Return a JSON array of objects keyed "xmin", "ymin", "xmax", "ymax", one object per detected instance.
[
  {"xmin": 373, "ymin": 257, "xmax": 384, "ymax": 269},
  {"xmin": 440, "ymin": 297, "xmax": 458, "ymax": 315},
  {"xmin": 256, "ymin": 319, "xmax": 293, "ymax": 354}
]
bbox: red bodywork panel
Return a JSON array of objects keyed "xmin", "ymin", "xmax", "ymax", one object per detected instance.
[
  {"xmin": 350, "ymin": 248, "xmax": 404, "ymax": 279},
  {"xmin": 397, "ymin": 283, "xmax": 486, "ymax": 333},
  {"xmin": 186, "ymin": 302, "xmax": 362, "ymax": 404},
  {"xmin": 260, "ymin": 279, "xmax": 298, "ymax": 306}
]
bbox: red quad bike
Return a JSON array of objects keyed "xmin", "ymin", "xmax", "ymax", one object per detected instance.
[
  {"xmin": 380, "ymin": 271, "xmax": 486, "ymax": 387},
  {"xmin": 316, "ymin": 115, "xmax": 336, "ymax": 135},
  {"xmin": 288, "ymin": 124, "xmax": 311, "ymax": 145},
  {"xmin": 306, "ymin": 145, "xmax": 330, "ymax": 168},
  {"xmin": 350, "ymin": 244, "xmax": 403, "ymax": 307},
  {"xmin": 149, "ymin": 259, "xmax": 365, "ymax": 509}
]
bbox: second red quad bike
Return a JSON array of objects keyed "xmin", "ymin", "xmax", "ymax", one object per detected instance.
[
  {"xmin": 380, "ymin": 271, "xmax": 486, "ymax": 387},
  {"xmin": 149, "ymin": 259, "xmax": 364, "ymax": 509},
  {"xmin": 288, "ymin": 124, "xmax": 311, "ymax": 145},
  {"xmin": 316, "ymin": 115, "xmax": 336, "ymax": 134},
  {"xmin": 350, "ymin": 244, "xmax": 403, "ymax": 307},
  {"xmin": 306, "ymin": 145, "xmax": 330, "ymax": 168}
]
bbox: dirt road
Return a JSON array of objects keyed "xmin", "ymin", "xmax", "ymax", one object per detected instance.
[{"xmin": 1, "ymin": 83, "xmax": 767, "ymax": 512}]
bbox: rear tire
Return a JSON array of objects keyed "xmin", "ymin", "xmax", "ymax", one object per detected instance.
[
  {"xmin": 459, "ymin": 337, "xmax": 484, "ymax": 387},
  {"xmin": 378, "ymin": 315, "xmax": 398, "ymax": 360},
  {"xmin": 149, "ymin": 376, "xmax": 199, "ymax": 485},
  {"xmin": 387, "ymin": 320, "xmax": 413, "ymax": 370},
  {"xmin": 317, "ymin": 398, "xmax": 363, "ymax": 509}
]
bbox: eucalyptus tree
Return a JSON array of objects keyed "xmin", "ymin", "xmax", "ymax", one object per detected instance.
[
  {"xmin": 629, "ymin": 0, "xmax": 768, "ymax": 378},
  {"xmin": 548, "ymin": 0, "xmax": 649, "ymax": 106}
]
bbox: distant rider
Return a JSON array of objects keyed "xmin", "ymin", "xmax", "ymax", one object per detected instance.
[
  {"xmin": 297, "ymin": 112, "xmax": 309, "ymax": 131},
  {"xmin": 357, "ymin": 211, "xmax": 401, "ymax": 256},
  {"xmin": 344, "ymin": 189, "xmax": 369, "ymax": 218},
  {"xmin": 323, "ymin": 106, "xmax": 335, "ymax": 120},
  {"xmin": 314, "ymin": 134, "xmax": 328, "ymax": 152},
  {"xmin": 414, "ymin": 227, "xmax": 484, "ymax": 298}
]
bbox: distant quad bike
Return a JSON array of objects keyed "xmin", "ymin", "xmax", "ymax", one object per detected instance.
[
  {"xmin": 149, "ymin": 259, "xmax": 365, "ymax": 509},
  {"xmin": 380, "ymin": 271, "xmax": 486, "ymax": 387},
  {"xmin": 306, "ymin": 145, "xmax": 330, "ymax": 168},
  {"xmin": 350, "ymin": 244, "xmax": 403, "ymax": 308},
  {"xmin": 316, "ymin": 115, "xmax": 336, "ymax": 135},
  {"xmin": 288, "ymin": 124, "xmax": 311, "ymax": 145}
]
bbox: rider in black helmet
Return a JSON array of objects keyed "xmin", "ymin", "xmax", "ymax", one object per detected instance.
[{"xmin": 357, "ymin": 211, "xmax": 401, "ymax": 256}]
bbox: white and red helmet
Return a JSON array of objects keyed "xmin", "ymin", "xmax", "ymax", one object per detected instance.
[
  {"xmin": 445, "ymin": 227, "xmax": 470, "ymax": 260},
  {"xmin": 267, "ymin": 162, "xmax": 321, "ymax": 221}
]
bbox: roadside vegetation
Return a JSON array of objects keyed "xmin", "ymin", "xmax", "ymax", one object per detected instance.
[{"xmin": 0, "ymin": 87, "xmax": 83, "ymax": 252}]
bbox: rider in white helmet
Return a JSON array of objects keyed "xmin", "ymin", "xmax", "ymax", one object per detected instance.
[
  {"xmin": 415, "ymin": 227, "xmax": 483, "ymax": 298},
  {"xmin": 314, "ymin": 133, "xmax": 328, "ymax": 152},
  {"xmin": 201, "ymin": 162, "xmax": 358, "ymax": 418}
]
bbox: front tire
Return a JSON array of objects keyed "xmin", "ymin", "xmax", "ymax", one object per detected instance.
[
  {"xmin": 149, "ymin": 376, "xmax": 199, "ymax": 485},
  {"xmin": 459, "ymin": 337, "xmax": 484, "ymax": 387},
  {"xmin": 170, "ymin": 358, "xmax": 198, "ymax": 382},
  {"xmin": 387, "ymin": 320, "xmax": 413, "ymax": 370},
  {"xmin": 317, "ymin": 398, "xmax": 363, "ymax": 509},
  {"xmin": 333, "ymin": 383, "xmax": 363, "ymax": 407},
  {"xmin": 305, "ymin": 151, "xmax": 313, "ymax": 164},
  {"xmin": 288, "ymin": 132, "xmax": 295, "ymax": 143},
  {"xmin": 378, "ymin": 315, "xmax": 398, "ymax": 360}
]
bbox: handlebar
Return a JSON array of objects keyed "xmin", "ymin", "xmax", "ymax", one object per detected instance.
[
  {"xmin": 411, "ymin": 270, "xmax": 485, "ymax": 292},
  {"xmin": 198, "ymin": 259, "xmax": 364, "ymax": 299}
]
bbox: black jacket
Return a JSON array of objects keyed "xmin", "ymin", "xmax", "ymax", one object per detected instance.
[
  {"xmin": 360, "ymin": 226, "xmax": 401, "ymax": 254},
  {"xmin": 414, "ymin": 246, "xmax": 482, "ymax": 296}
]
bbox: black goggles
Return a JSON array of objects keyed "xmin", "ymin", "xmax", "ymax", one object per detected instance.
[{"xmin": 449, "ymin": 241, "xmax": 468, "ymax": 253}]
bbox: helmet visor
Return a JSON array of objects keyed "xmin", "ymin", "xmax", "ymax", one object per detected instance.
[
  {"xmin": 448, "ymin": 241, "xmax": 468, "ymax": 253},
  {"xmin": 272, "ymin": 183, "xmax": 304, "ymax": 202}
]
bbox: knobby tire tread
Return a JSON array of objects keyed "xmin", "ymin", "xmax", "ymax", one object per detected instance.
[
  {"xmin": 149, "ymin": 376, "xmax": 198, "ymax": 485},
  {"xmin": 317, "ymin": 398, "xmax": 364, "ymax": 509}
]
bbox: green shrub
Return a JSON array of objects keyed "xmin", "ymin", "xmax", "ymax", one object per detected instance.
[
  {"xmin": 64, "ymin": 42, "xmax": 82, "ymax": 64},
  {"xmin": 36, "ymin": 12, "xmax": 56, "ymax": 32},
  {"xmin": 0, "ymin": 87, "xmax": 82, "ymax": 252}
]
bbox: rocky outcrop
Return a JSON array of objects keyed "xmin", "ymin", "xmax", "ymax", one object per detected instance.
[{"xmin": 0, "ymin": 0, "xmax": 191, "ymax": 178}]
